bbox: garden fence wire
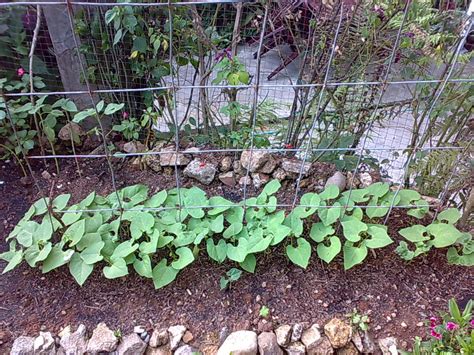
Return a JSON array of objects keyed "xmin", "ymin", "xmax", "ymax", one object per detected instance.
[{"xmin": 0, "ymin": 0, "xmax": 473, "ymax": 229}]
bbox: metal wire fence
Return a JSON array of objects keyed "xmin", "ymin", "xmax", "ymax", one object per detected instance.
[{"xmin": 0, "ymin": 0, "xmax": 473, "ymax": 228}]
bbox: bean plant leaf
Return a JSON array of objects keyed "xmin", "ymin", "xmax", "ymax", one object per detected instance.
[
  {"xmin": 365, "ymin": 226, "xmax": 393, "ymax": 248},
  {"xmin": 144, "ymin": 190, "xmax": 167, "ymax": 208},
  {"xmin": 63, "ymin": 219, "xmax": 86, "ymax": 246},
  {"xmin": 103, "ymin": 258, "xmax": 128, "ymax": 279},
  {"xmin": 399, "ymin": 225, "xmax": 429, "ymax": 242},
  {"xmin": 171, "ymin": 247, "xmax": 195, "ymax": 270},
  {"xmin": 310, "ymin": 222, "xmax": 334, "ymax": 243},
  {"xmin": 397, "ymin": 189, "xmax": 421, "ymax": 206},
  {"xmin": 366, "ymin": 182, "xmax": 389, "ymax": 198},
  {"xmin": 318, "ymin": 202, "xmax": 341, "ymax": 226},
  {"xmin": 262, "ymin": 179, "xmax": 281, "ymax": 196},
  {"xmin": 130, "ymin": 212, "xmax": 155, "ymax": 239},
  {"xmin": 341, "ymin": 218, "xmax": 367, "ymax": 242},
  {"xmin": 25, "ymin": 242, "xmax": 52, "ymax": 267},
  {"xmin": 152, "ymin": 259, "xmax": 179, "ymax": 289},
  {"xmin": 407, "ymin": 199, "xmax": 429, "ymax": 219},
  {"xmin": 208, "ymin": 196, "xmax": 234, "ymax": 215},
  {"xmin": 80, "ymin": 240, "xmax": 105, "ymax": 264},
  {"xmin": 52, "ymin": 194, "xmax": 71, "ymax": 211},
  {"xmin": 223, "ymin": 222, "xmax": 243, "ymax": 239},
  {"xmin": 226, "ymin": 238, "xmax": 248, "ymax": 263},
  {"xmin": 133, "ymin": 255, "xmax": 153, "ymax": 278},
  {"xmin": 427, "ymin": 223, "xmax": 463, "ymax": 248},
  {"xmin": 343, "ymin": 243, "xmax": 368, "ymax": 270},
  {"xmin": 286, "ymin": 238, "xmax": 311, "ymax": 269},
  {"xmin": 437, "ymin": 208, "xmax": 461, "ymax": 224},
  {"xmin": 319, "ymin": 185, "xmax": 339, "ymax": 200},
  {"xmin": 206, "ymin": 239, "xmax": 227, "ymax": 263},
  {"xmin": 210, "ymin": 214, "xmax": 224, "ymax": 233},
  {"xmin": 61, "ymin": 205, "xmax": 82, "ymax": 226},
  {"xmin": 2, "ymin": 250, "xmax": 23, "ymax": 274},
  {"xmin": 16, "ymin": 221, "xmax": 38, "ymax": 247},
  {"xmin": 69, "ymin": 253, "xmax": 93, "ymax": 286},
  {"xmin": 239, "ymin": 254, "xmax": 256, "ymax": 273},
  {"xmin": 42, "ymin": 247, "xmax": 74, "ymax": 273},
  {"xmin": 104, "ymin": 103, "xmax": 125, "ymax": 115},
  {"xmin": 317, "ymin": 236, "xmax": 341, "ymax": 264}
]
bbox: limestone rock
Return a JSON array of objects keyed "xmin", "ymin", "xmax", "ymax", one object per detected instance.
[
  {"xmin": 257, "ymin": 332, "xmax": 283, "ymax": 355},
  {"xmin": 116, "ymin": 333, "xmax": 147, "ymax": 355},
  {"xmin": 220, "ymin": 156, "xmax": 233, "ymax": 172},
  {"xmin": 174, "ymin": 345, "xmax": 201, "ymax": 355},
  {"xmin": 291, "ymin": 323, "xmax": 304, "ymax": 342},
  {"xmin": 240, "ymin": 150, "xmax": 269, "ymax": 172},
  {"xmin": 33, "ymin": 331, "xmax": 56, "ymax": 355},
  {"xmin": 275, "ymin": 325, "xmax": 292, "ymax": 347},
  {"xmin": 58, "ymin": 122, "xmax": 84, "ymax": 142},
  {"xmin": 285, "ymin": 341, "xmax": 306, "ymax": 355},
  {"xmin": 281, "ymin": 159, "xmax": 311, "ymax": 176},
  {"xmin": 182, "ymin": 331, "xmax": 193, "ymax": 344},
  {"xmin": 324, "ymin": 172, "xmax": 346, "ymax": 192},
  {"xmin": 86, "ymin": 322, "xmax": 118, "ymax": 354},
  {"xmin": 358, "ymin": 172, "xmax": 372, "ymax": 188},
  {"xmin": 378, "ymin": 337, "xmax": 397, "ymax": 355},
  {"xmin": 184, "ymin": 159, "xmax": 216, "ymax": 185},
  {"xmin": 233, "ymin": 161, "xmax": 246, "ymax": 176},
  {"xmin": 59, "ymin": 324, "xmax": 88, "ymax": 355},
  {"xmin": 336, "ymin": 342, "xmax": 358, "ymax": 354},
  {"xmin": 123, "ymin": 141, "xmax": 146, "ymax": 154},
  {"xmin": 160, "ymin": 147, "xmax": 190, "ymax": 167},
  {"xmin": 10, "ymin": 336, "xmax": 35, "ymax": 355},
  {"xmin": 145, "ymin": 147, "xmax": 162, "ymax": 172},
  {"xmin": 272, "ymin": 167, "xmax": 289, "ymax": 181},
  {"xmin": 150, "ymin": 328, "xmax": 168, "ymax": 348},
  {"xmin": 260, "ymin": 155, "xmax": 279, "ymax": 174},
  {"xmin": 219, "ymin": 171, "xmax": 236, "ymax": 187},
  {"xmin": 308, "ymin": 336, "xmax": 334, "ymax": 355},
  {"xmin": 146, "ymin": 345, "xmax": 172, "ymax": 355},
  {"xmin": 324, "ymin": 318, "xmax": 352, "ymax": 349},
  {"xmin": 168, "ymin": 325, "xmax": 186, "ymax": 351},
  {"xmin": 239, "ymin": 176, "xmax": 252, "ymax": 186},
  {"xmin": 252, "ymin": 173, "xmax": 269, "ymax": 189},
  {"xmin": 301, "ymin": 324, "xmax": 321, "ymax": 353},
  {"xmin": 217, "ymin": 330, "xmax": 258, "ymax": 355}
]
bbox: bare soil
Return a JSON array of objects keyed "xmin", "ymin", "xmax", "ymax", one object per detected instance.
[{"xmin": 0, "ymin": 157, "xmax": 472, "ymax": 352}]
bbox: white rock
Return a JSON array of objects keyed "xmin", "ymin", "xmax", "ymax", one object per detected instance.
[
  {"xmin": 301, "ymin": 324, "xmax": 321, "ymax": 351},
  {"xmin": 275, "ymin": 325, "xmax": 292, "ymax": 347},
  {"xmin": 86, "ymin": 322, "xmax": 118, "ymax": 354},
  {"xmin": 33, "ymin": 331, "xmax": 56, "ymax": 355},
  {"xmin": 124, "ymin": 141, "xmax": 146, "ymax": 154},
  {"xmin": 10, "ymin": 336, "xmax": 35, "ymax": 355},
  {"xmin": 150, "ymin": 328, "xmax": 168, "ymax": 348},
  {"xmin": 59, "ymin": 324, "xmax": 88, "ymax": 355},
  {"xmin": 291, "ymin": 323, "xmax": 304, "ymax": 342},
  {"xmin": 217, "ymin": 330, "xmax": 258, "ymax": 355},
  {"xmin": 257, "ymin": 332, "xmax": 283, "ymax": 355},
  {"xmin": 324, "ymin": 171, "xmax": 346, "ymax": 192},
  {"xmin": 378, "ymin": 337, "xmax": 398, "ymax": 355},
  {"xmin": 168, "ymin": 325, "xmax": 186, "ymax": 351},
  {"xmin": 174, "ymin": 344, "xmax": 200, "ymax": 355},
  {"xmin": 116, "ymin": 333, "xmax": 147, "ymax": 355},
  {"xmin": 359, "ymin": 172, "xmax": 373, "ymax": 188},
  {"xmin": 183, "ymin": 159, "xmax": 216, "ymax": 185},
  {"xmin": 160, "ymin": 147, "xmax": 190, "ymax": 167},
  {"xmin": 220, "ymin": 156, "xmax": 233, "ymax": 172},
  {"xmin": 281, "ymin": 159, "xmax": 311, "ymax": 175},
  {"xmin": 134, "ymin": 326, "xmax": 146, "ymax": 334},
  {"xmin": 240, "ymin": 150, "xmax": 269, "ymax": 172}
]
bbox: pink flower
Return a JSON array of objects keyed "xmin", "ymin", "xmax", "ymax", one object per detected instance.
[
  {"xmin": 17, "ymin": 67, "xmax": 25, "ymax": 77},
  {"xmin": 470, "ymin": 319, "xmax": 474, "ymax": 328},
  {"xmin": 122, "ymin": 111, "xmax": 129, "ymax": 119},
  {"xmin": 431, "ymin": 329, "xmax": 442, "ymax": 340},
  {"xmin": 430, "ymin": 317, "xmax": 438, "ymax": 327},
  {"xmin": 446, "ymin": 322, "xmax": 458, "ymax": 331}
]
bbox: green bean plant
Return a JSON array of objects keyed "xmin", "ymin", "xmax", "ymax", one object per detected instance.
[{"xmin": 1, "ymin": 181, "xmax": 470, "ymax": 289}]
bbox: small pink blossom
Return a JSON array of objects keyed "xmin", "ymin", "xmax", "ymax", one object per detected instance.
[
  {"xmin": 430, "ymin": 317, "xmax": 438, "ymax": 327},
  {"xmin": 470, "ymin": 319, "xmax": 474, "ymax": 327},
  {"xmin": 17, "ymin": 67, "xmax": 25, "ymax": 77},
  {"xmin": 446, "ymin": 322, "xmax": 458, "ymax": 331},
  {"xmin": 122, "ymin": 111, "xmax": 129, "ymax": 119},
  {"xmin": 431, "ymin": 329, "xmax": 442, "ymax": 340}
]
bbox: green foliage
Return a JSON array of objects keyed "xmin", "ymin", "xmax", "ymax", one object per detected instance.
[
  {"xmin": 401, "ymin": 298, "xmax": 473, "ymax": 355},
  {"xmin": 348, "ymin": 308, "xmax": 370, "ymax": 332},
  {"xmin": 259, "ymin": 305, "xmax": 270, "ymax": 318},
  {"xmin": 1, "ymin": 181, "xmax": 469, "ymax": 289}
]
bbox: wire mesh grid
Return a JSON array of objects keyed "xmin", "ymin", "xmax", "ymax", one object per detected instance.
[{"xmin": 0, "ymin": 0, "xmax": 473, "ymax": 227}]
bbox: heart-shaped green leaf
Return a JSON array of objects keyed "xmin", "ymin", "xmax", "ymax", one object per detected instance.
[
  {"xmin": 262, "ymin": 179, "xmax": 281, "ymax": 196},
  {"xmin": 226, "ymin": 238, "xmax": 248, "ymax": 263},
  {"xmin": 69, "ymin": 253, "xmax": 93, "ymax": 286},
  {"xmin": 80, "ymin": 240, "xmax": 105, "ymax": 264},
  {"xmin": 171, "ymin": 247, "xmax": 195, "ymax": 270},
  {"xmin": 427, "ymin": 223, "xmax": 463, "ymax": 248},
  {"xmin": 64, "ymin": 219, "xmax": 85, "ymax": 246},
  {"xmin": 365, "ymin": 226, "xmax": 393, "ymax": 248},
  {"xmin": 317, "ymin": 236, "xmax": 341, "ymax": 263},
  {"xmin": 133, "ymin": 254, "xmax": 153, "ymax": 278},
  {"xmin": 42, "ymin": 247, "xmax": 74, "ymax": 273},
  {"xmin": 286, "ymin": 238, "xmax": 311, "ymax": 269},
  {"xmin": 223, "ymin": 222, "xmax": 243, "ymax": 239},
  {"xmin": 152, "ymin": 259, "xmax": 178, "ymax": 289},
  {"xmin": 207, "ymin": 239, "xmax": 227, "ymax": 263},
  {"xmin": 343, "ymin": 242, "xmax": 368, "ymax": 270},
  {"xmin": 239, "ymin": 254, "xmax": 256, "ymax": 273},
  {"xmin": 318, "ymin": 202, "xmax": 341, "ymax": 226},
  {"xmin": 310, "ymin": 222, "xmax": 334, "ymax": 243},
  {"xmin": 437, "ymin": 208, "xmax": 461, "ymax": 224},
  {"xmin": 341, "ymin": 218, "xmax": 367, "ymax": 242},
  {"xmin": 399, "ymin": 225, "xmax": 429, "ymax": 242},
  {"xmin": 144, "ymin": 190, "xmax": 167, "ymax": 208},
  {"xmin": 103, "ymin": 258, "xmax": 128, "ymax": 279}
]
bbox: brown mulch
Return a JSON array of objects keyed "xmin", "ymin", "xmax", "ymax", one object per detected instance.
[{"xmin": 0, "ymin": 157, "xmax": 472, "ymax": 352}]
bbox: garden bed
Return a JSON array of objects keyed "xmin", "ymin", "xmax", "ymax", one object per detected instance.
[{"xmin": 0, "ymin": 157, "xmax": 472, "ymax": 352}]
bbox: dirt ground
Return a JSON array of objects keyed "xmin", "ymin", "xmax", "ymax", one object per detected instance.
[{"xmin": 0, "ymin": 157, "xmax": 472, "ymax": 352}]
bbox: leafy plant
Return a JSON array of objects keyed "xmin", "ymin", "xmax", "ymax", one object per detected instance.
[
  {"xmin": 348, "ymin": 308, "xmax": 370, "ymax": 332},
  {"xmin": 401, "ymin": 298, "xmax": 473, "ymax": 354},
  {"xmin": 0, "ymin": 181, "xmax": 469, "ymax": 289},
  {"xmin": 259, "ymin": 305, "xmax": 270, "ymax": 318}
]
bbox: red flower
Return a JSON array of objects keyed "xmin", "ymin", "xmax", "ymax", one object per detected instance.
[
  {"xmin": 199, "ymin": 162, "xmax": 206, "ymax": 168},
  {"xmin": 446, "ymin": 322, "xmax": 458, "ymax": 331},
  {"xmin": 430, "ymin": 329, "xmax": 442, "ymax": 340},
  {"xmin": 122, "ymin": 111, "xmax": 129, "ymax": 119},
  {"xmin": 17, "ymin": 67, "xmax": 25, "ymax": 77}
]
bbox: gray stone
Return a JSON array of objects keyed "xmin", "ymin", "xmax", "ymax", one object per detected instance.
[
  {"xmin": 240, "ymin": 150, "xmax": 269, "ymax": 172},
  {"xmin": 116, "ymin": 333, "xmax": 147, "ymax": 355},
  {"xmin": 86, "ymin": 322, "xmax": 118, "ymax": 354},
  {"xmin": 59, "ymin": 325, "xmax": 88, "ymax": 355},
  {"xmin": 291, "ymin": 323, "xmax": 304, "ymax": 342},
  {"xmin": 233, "ymin": 161, "xmax": 246, "ymax": 176},
  {"xmin": 239, "ymin": 176, "xmax": 252, "ymax": 186},
  {"xmin": 145, "ymin": 147, "xmax": 162, "ymax": 172},
  {"xmin": 168, "ymin": 325, "xmax": 186, "ymax": 351},
  {"xmin": 33, "ymin": 332, "xmax": 56, "ymax": 355},
  {"xmin": 260, "ymin": 155, "xmax": 279, "ymax": 174},
  {"xmin": 324, "ymin": 318, "xmax": 352, "ymax": 349},
  {"xmin": 41, "ymin": 170, "xmax": 52, "ymax": 180},
  {"xmin": 378, "ymin": 337, "xmax": 397, "ymax": 355},
  {"xmin": 184, "ymin": 159, "xmax": 216, "ymax": 185},
  {"xmin": 219, "ymin": 327, "xmax": 230, "ymax": 346},
  {"xmin": 257, "ymin": 332, "xmax": 283, "ymax": 355},
  {"xmin": 219, "ymin": 171, "xmax": 236, "ymax": 187},
  {"xmin": 220, "ymin": 156, "xmax": 233, "ymax": 172},
  {"xmin": 146, "ymin": 345, "xmax": 172, "ymax": 355},
  {"xmin": 252, "ymin": 173, "xmax": 270, "ymax": 189},
  {"xmin": 281, "ymin": 159, "xmax": 311, "ymax": 175},
  {"xmin": 336, "ymin": 342, "xmax": 358, "ymax": 354},
  {"xmin": 160, "ymin": 147, "xmax": 190, "ymax": 167},
  {"xmin": 358, "ymin": 172, "xmax": 373, "ymax": 188},
  {"xmin": 174, "ymin": 345, "xmax": 201, "ymax": 355},
  {"xmin": 301, "ymin": 324, "xmax": 322, "ymax": 353},
  {"xmin": 272, "ymin": 167, "xmax": 289, "ymax": 181},
  {"xmin": 10, "ymin": 336, "xmax": 35, "ymax": 355},
  {"xmin": 58, "ymin": 122, "xmax": 84, "ymax": 142},
  {"xmin": 217, "ymin": 330, "xmax": 258, "ymax": 355},
  {"xmin": 285, "ymin": 341, "xmax": 306, "ymax": 355},
  {"xmin": 308, "ymin": 336, "xmax": 334, "ymax": 355},
  {"xmin": 325, "ymin": 172, "xmax": 346, "ymax": 192},
  {"xmin": 150, "ymin": 328, "xmax": 168, "ymax": 348},
  {"xmin": 275, "ymin": 325, "xmax": 292, "ymax": 347},
  {"xmin": 124, "ymin": 141, "xmax": 146, "ymax": 154}
]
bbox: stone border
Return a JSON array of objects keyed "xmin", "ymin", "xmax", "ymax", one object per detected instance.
[{"xmin": 10, "ymin": 318, "xmax": 399, "ymax": 355}]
